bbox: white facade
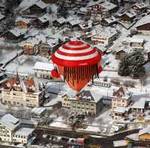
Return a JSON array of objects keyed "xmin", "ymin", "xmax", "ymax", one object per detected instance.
[
  {"xmin": 91, "ymin": 26, "xmax": 118, "ymax": 46},
  {"xmin": 62, "ymin": 90, "xmax": 103, "ymax": 115},
  {"xmin": 34, "ymin": 62, "xmax": 54, "ymax": 79},
  {"xmin": 1, "ymin": 89, "xmax": 41, "ymax": 107},
  {"xmin": 1, "ymin": 76, "xmax": 43, "ymax": 108},
  {"xmin": 0, "ymin": 114, "xmax": 34, "ymax": 144}
]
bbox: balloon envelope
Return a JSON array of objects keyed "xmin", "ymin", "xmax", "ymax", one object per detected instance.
[{"xmin": 52, "ymin": 40, "xmax": 102, "ymax": 92}]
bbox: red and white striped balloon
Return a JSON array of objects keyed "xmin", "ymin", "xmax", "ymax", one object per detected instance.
[{"xmin": 52, "ymin": 40, "xmax": 102, "ymax": 92}]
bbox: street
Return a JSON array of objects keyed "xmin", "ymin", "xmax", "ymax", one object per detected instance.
[{"xmin": 34, "ymin": 126, "xmax": 141, "ymax": 148}]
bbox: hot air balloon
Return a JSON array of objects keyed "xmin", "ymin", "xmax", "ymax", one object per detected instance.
[{"xmin": 51, "ymin": 40, "xmax": 102, "ymax": 92}]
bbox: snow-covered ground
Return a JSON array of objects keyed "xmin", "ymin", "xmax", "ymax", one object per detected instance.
[{"xmin": 5, "ymin": 55, "xmax": 48, "ymax": 76}]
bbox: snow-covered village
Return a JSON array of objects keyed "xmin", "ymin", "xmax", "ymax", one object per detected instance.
[{"xmin": 0, "ymin": 0, "xmax": 150, "ymax": 148}]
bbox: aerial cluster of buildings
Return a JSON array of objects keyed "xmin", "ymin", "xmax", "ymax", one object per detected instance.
[{"xmin": 0, "ymin": 0, "xmax": 150, "ymax": 147}]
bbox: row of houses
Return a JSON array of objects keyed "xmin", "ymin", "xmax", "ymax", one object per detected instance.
[
  {"xmin": 0, "ymin": 74, "xmax": 44, "ymax": 108},
  {"xmin": 111, "ymin": 87, "xmax": 150, "ymax": 121},
  {"xmin": 115, "ymin": 14, "xmax": 150, "ymax": 60}
]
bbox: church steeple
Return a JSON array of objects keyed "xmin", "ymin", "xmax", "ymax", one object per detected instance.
[{"xmin": 16, "ymin": 72, "xmax": 20, "ymax": 85}]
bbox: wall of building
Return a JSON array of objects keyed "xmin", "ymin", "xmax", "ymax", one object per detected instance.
[
  {"xmin": 0, "ymin": 124, "xmax": 12, "ymax": 142},
  {"xmin": 13, "ymin": 135, "xmax": 29, "ymax": 144},
  {"xmin": 34, "ymin": 69, "xmax": 51, "ymax": 79},
  {"xmin": 112, "ymin": 97, "xmax": 130, "ymax": 109},
  {"xmin": 1, "ymin": 89, "xmax": 40, "ymax": 107}
]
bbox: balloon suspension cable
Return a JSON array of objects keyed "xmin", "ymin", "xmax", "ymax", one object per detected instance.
[{"xmin": 64, "ymin": 64, "xmax": 99, "ymax": 87}]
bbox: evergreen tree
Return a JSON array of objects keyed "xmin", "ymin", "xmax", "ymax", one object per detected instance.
[{"xmin": 118, "ymin": 51, "xmax": 146, "ymax": 78}]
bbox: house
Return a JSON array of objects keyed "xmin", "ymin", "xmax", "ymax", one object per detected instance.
[
  {"xmin": 66, "ymin": 18, "xmax": 81, "ymax": 30},
  {"xmin": 123, "ymin": 37, "xmax": 145, "ymax": 50},
  {"xmin": 31, "ymin": 107, "xmax": 47, "ymax": 119},
  {"xmin": 21, "ymin": 35, "xmax": 46, "ymax": 55},
  {"xmin": 35, "ymin": 14, "xmax": 50, "ymax": 28},
  {"xmin": 91, "ymin": 26, "xmax": 118, "ymax": 47},
  {"xmin": 4, "ymin": 28, "xmax": 27, "ymax": 40},
  {"xmin": 139, "ymin": 127, "xmax": 150, "ymax": 141},
  {"xmin": 53, "ymin": 17, "xmax": 66, "ymax": 27},
  {"xmin": 119, "ymin": 10, "xmax": 136, "ymax": 23},
  {"xmin": 1, "ymin": 74, "xmax": 43, "ymax": 107},
  {"xmin": 132, "ymin": 3, "xmax": 148, "ymax": 14},
  {"xmin": 22, "ymin": 42, "xmax": 35, "ymax": 55},
  {"xmin": 111, "ymin": 87, "xmax": 132, "ymax": 120},
  {"xmin": 88, "ymin": 1, "xmax": 117, "ymax": 18},
  {"xmin": 135, "ymin": 14, "xmax": 150, "ymax": 35},
  {"xmin": 79, "ymin": 20, "xmax": 92, "ymax": 32},
  {"xmin": 15, "ymin": 17, "xmax": 30, "ymax": 29},
  {"xmin": 35, "ymin": 42, "xmax": 50, "ymax": 58},
  {"xmin": 21, "ymin": 0, "xmax": 47, "ymax": 15},
  {"xmin": 88, "ymin": 4, "xmax": 104, "ymax": 16},
  {"xmin": 101, "ymin": 16, "xmax": 117, "ymax": 26},
  {"xmin": 130, "ymin": 98, "xmax": 146, "ymax": 115},
  {"xmin": 77, "ymin": 7, "xmax": 88, "ymax": 16},
  {"xmin": 100, "ymin": 1, "xmax": 118, "ymax": 14},
  {"xmin": 47, "ymin": 38, "xmax": 60, "ymax": 53},
  {"xmin": 112, "ymin": 106, "xmax": 129, "ymax": 120},
  {"xmin": 0, "ymin": 114, "xmax": 34, "ymax": 144},
  {"xmin": 62, "ymin": 89, "xmax": 103, "ymax": 116},
  {"xmin": 33, "ymin": 61, "xmax": 54, "ymax": 79},
  {"xmin": 112, "ymin": 87, "xmax": 132, "ymax": 109}
]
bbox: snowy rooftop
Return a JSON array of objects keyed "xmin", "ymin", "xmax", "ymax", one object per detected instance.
[
  {"xmin": 0, "ymin": 114, "xmax": 20, "ymax": 131},
  {"xmin": 14, "ymin": 128, "xmax": 34, "ymax": 137},
  {"xmin": 125, "ymin": 10, "xmax": 136, "ymax": 18},
  {"xmin": 133, "ymin": 2, "xmax": 148, "ymax": 9},
  {"xmin": 113, "ymin": 87, "xmax": 131, "ymax": 99},
  {"xmin": 131, "ymin": 98, "xmax": 146, "ymax": 109},
  {"xmin": 113, "ymin": 107, "xmax": 126, "ymax": 113},
  {"xmin": 33, "ymin": 62, "xmax": 54, "ymax": 71},
  {"xmin": 47, "ymin": 38, "xmax": 58, "ymax": 47},
  {"xmin": 65, "ymin": 85, "xmax": 111, "ymax": 103},
  {"xmin": 124, "ymin": 37, "xmax": 144, "ymax": 43},
  {"xmin": 38, "ymin": 14, "xmax": 50, "ymax": 23},
  {"xmin": 103, "ymin": 16, "xmax": 117, "ymax": 24},
  {"xmin": 9, "ymin": 28, "xmax": 27, "ymax": 37},
  {"xmin": 19, "ymin": 0, "xmax": 47, "ymax": 11},
  {"xmin": 31, "ymin": 107, "xmax": 46, "ymax": 115},
  {"xmin": 68, "ymin": 18, "xmax": 81, "ymax": 26},
  {"xmin": 135, "ymin": 14, "xmax": 150, "ymax": 28},
  {"xmin": 75, "ymin": 89, "xmax": 103, "ymax": 103},
  {"xmin": 16, "ymin": 16, "xmax": 30, "ymax": 24},
  {"xmin": 92, "ymin": 26, "xmax": 117, "ymax": 38},
  {"xmin": 100, "ymin": 1, "xmax": 117, "ymax": 11},
  {"xmin": 35, "ymin": 0, "xmax": 47, "ymax": 9},
  {"xmin": 55, "ymin": 17, "xmax": 66, "ymax": 24}
]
